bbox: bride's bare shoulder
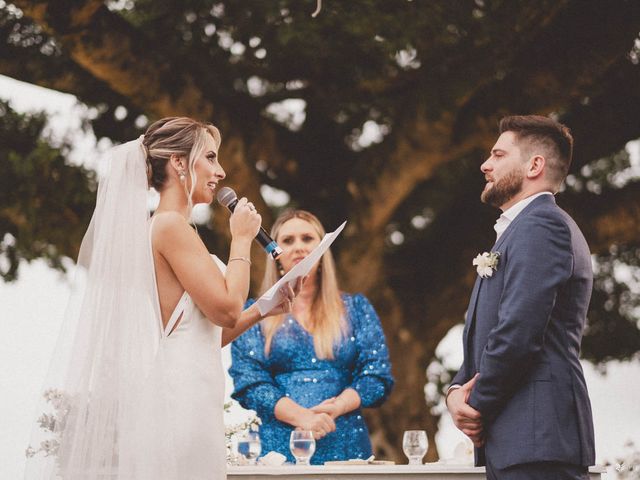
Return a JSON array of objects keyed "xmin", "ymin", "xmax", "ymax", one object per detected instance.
[
  {"xmin": 152, "ymin": 211, "xmax": 188, "ymax": 228},
  {"xmin": 151, "ymin": 212, "xmax": 198, "ymax": 246}
]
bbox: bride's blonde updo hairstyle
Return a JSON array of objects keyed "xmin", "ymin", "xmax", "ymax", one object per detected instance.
[{"xmin": 142, "ymin": 117, "xmax": 221, "ymax": 198}]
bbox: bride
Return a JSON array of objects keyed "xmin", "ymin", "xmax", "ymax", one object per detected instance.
[{"xmin": 25, "ymin": 117, "xmax": 297, "ymax": 479}]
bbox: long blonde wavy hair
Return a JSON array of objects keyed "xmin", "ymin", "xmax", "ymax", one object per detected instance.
[{"xmin": 260, "ymin": 210, "xmax": 347, "ymax": 359}]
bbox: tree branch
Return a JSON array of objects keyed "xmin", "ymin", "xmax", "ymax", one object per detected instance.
[
  {"xmin": 8, "ymin": 0, "xmax": 296, "ymax": 278},
  {"xmin": 12, "ymin": 0, "xmax": 214, "ymax": 118},
  {"xmin": 345, "ymin": 0, "xmax": 640, "ymax": 243}
]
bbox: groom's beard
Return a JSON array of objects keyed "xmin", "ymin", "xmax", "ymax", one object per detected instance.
[{"xmin": 481, "ymin": 169, "xmax": 524, "ymax": 208}]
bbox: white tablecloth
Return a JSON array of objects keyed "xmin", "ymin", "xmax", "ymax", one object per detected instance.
[{"xmin": 228, "ymin": 464, "xmax": 605, "ymax": 479}]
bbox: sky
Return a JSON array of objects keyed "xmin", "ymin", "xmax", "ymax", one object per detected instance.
[{"xmin": 1, "ymin": 74, "xmax": 639, "ymax": 479}]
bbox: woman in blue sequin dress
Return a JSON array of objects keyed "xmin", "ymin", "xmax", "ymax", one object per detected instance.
[{"xmin": 230, "ymin": 210, "xmax": 394, "ymax": 465}]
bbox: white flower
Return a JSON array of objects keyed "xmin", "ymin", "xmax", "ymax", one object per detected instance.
[
  {"xmin": 37, "ymin": 413, "xmax": 57, "ymax": 432},
  {"xmin": 223, "ymin": 402, "xmax": 262, "ymax": 465},
  {"xmin": 473, "ymin": 251, "xmax": 500, "ymax": 278},
  {"xmin": 44, "ymin": 389, "xmax": 71, "ymax": 415},
  {"xmin": 40, "ymin": 439, "xmax": 60, "ymax": 457},
  {"xmin": 43, "ymin": 388, "xmax": 64, "ymax": 404},
  {"xmin": 26, "ymin": 388, "xmax": 71, "ymax": 460}
]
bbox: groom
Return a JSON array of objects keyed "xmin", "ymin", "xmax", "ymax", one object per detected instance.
[{"xmin": 446, "ymin": 115, "xmax": 595, "ymax": 479}]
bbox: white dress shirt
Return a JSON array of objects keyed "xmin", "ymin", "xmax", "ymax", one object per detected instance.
[{"xmin": 494, "ymin": 192, "xmax": 553, "ymax": 241}]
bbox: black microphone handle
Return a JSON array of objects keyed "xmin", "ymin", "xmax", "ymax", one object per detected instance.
[
  {"xmin": 225, "ymin": 198, "xmax": 283, "ymax": 259},
  {"xmin": 226, "ymin": 197, "xmax": 239, "ymax": 212},
  {"xmin": 256, "ymin": 227, "xmax": 283, "ymax": 259}
]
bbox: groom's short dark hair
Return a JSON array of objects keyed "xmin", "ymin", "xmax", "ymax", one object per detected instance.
[{"xmin": 499, "ymin": 115, "xmax": 573, "ymax": 189}]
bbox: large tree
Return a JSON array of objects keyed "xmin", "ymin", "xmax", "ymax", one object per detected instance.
[{"xmin": 2, "ymin": 0, "xmax": 640, "ymax": 461}]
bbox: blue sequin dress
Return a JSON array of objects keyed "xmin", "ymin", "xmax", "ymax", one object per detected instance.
[{"xmin": 230, "ymin": 293, "xmax": 394, "ymax": 465}]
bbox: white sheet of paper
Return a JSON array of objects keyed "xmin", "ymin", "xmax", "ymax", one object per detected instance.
[{"xmin": 256, "ymin": 221, "xmax": 346, "ymax": 316}]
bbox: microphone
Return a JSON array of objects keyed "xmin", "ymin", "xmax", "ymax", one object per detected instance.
[{"xmin": 216, "ymin": 187, "xmax": 283, "ymax": 260}]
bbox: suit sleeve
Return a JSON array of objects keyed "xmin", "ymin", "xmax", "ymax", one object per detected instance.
[
  {"xmin": 449, "ymin": 278, "xmax": 483, "ymax": 391},
  {"xmin": 468, "ymin": 213, "xmax": 573, "ymax": 423},
  {"xmin": 450, "ymin": 360, "xmax": 469, "ymax": 388}
]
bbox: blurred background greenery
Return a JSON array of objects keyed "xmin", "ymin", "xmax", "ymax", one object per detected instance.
[{"xmin": 1, "ymin": 0, "xmax": 639, "ymax": 465}]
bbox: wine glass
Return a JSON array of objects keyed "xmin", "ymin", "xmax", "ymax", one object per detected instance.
[
  {"xmin": 402, "ymin": 430, "xmax": 428, "ymax": 465},
  {"xmin": 237, "ymin": 431, "xmax": 261, "ymax": 465},
  {"xmin": 289, "ymin": 430, "xmax": 316, "ymax": 465}
]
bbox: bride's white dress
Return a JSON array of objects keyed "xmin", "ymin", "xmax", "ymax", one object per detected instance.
[
  {"xmin": 24, "ymin": 140, "xmax": 228, "ymax": 480},
  {"xmin": 125, "ymin": 220, "xmax": 227, "ymax": 479}
]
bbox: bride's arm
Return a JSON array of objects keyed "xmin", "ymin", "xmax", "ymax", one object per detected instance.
[
  {"xmin": 221, "ymin": 280, "xmax": 299, "ymax": 346},
  {"xmin": 153, "ymin": 208, "xmax": 257, "ymax": 329},
  {"xmin": 221, "ymin": 303, "xmax": 261, "ymax": 346}
]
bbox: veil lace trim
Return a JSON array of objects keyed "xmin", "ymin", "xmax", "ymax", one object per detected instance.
[{"xmin": 25, "ymin": 137, "xmax": 164, "ymax": 479}]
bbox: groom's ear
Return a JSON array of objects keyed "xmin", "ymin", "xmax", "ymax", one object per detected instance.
[{"xmin": 526, "ymin": 154, "xmax": 545, "ymax": 179}]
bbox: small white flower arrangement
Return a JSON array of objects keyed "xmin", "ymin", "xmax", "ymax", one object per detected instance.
[
  {"xmin": 26, "ymin": 388, "xmax": 71, "ymax": 458},
  {"xmin": 224, "ymin": 401, "xmax": 261, "ymax": 465},
  {"xmin": 473, "ymin": 251, "xmax": 500, "ymax": 278},
  {"xmin": 27, "ymin": 393, "xmax": 261, "ymax": 465}
]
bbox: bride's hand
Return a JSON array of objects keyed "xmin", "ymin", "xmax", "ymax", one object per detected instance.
[
  {"xmin": 264, "ymin": 277, "xmax": 304, "ymax": 317},
  {"xmin": 229, "ymin": 197, "xmax": 261, "ymax": 241}
]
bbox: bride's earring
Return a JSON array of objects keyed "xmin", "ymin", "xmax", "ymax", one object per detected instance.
[{"xmin": 179, "ymin": 170, "xmax": 186, "ymax": 182}]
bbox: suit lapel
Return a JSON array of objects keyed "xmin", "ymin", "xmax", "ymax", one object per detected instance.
[
  {"xmin": 463, "ymin": 194, "xmax": 556, "ymax": 374},
  {"xmin": 465, "ymin": 276, "xmax": 482, "ymax": 331},
  {"xmin": 490, "ymin": 194, "xmax": 556, "ymax": 252},
  {"xmin": 463, "ymin": 275, "xmax": 483, "ymax": 375}
]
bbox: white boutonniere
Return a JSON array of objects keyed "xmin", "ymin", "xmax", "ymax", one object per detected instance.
[{"xmin": 473, "ymin": 251, "xmax": 500, "ymax": 278}]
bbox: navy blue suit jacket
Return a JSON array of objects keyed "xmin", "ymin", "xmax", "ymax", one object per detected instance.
[{"xmin": 452, "ymin": 194, "xmax": 595, "ymax": 469}]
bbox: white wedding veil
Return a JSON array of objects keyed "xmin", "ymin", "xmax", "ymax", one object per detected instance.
[{"xmin": 24, "ymin": 137, "xmax": 164, "ymax": 479}]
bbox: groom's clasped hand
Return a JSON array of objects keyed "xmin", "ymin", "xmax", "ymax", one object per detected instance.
[{"xmin": 446, "ymin": 374, "xmax": 483, "ymax": 447}]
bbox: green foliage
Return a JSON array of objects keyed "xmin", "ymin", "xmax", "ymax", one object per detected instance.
[
  {"xmin": 560, "ymin": 145, "xmax": 640, "ymax": 365},
  {"xmin": 1, "ymin": 0, "xmax": 639, "ymax": 367},
  {"xmin": 2, "ymin": 1, "xmax": 640, "ymax": 457},
  {"xmin": 565, "ymin": 146, "xmax": 635, "ymax": 196},
  {"xmin": 583, "ymin": 245, "xmax": 640, "ymax": 367},
  {"xmin": 0, "ymin": 100, "xmax": 95, "ymax": 281}
]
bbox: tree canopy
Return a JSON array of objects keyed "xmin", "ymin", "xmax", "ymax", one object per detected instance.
[{"xmin": 2, "ymin": 0, "xmax": 639, "ymax": 460}]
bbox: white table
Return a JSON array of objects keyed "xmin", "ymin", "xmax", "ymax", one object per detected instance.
[{"xmin": 228, "ymin": 464, "xmax": 605, "ymax": 479}]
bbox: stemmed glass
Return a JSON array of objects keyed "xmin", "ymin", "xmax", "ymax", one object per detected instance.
[
  {"xmin": 402, "ymin": 430, "xmax": 428, "ymax": 465},
  {"xmin": 237, "ymin": 431, "xmax": 261, "ymax": 465},
  {"xmin": 289, "ymin": 430, "xmax": 316, "ymax": 465}
]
